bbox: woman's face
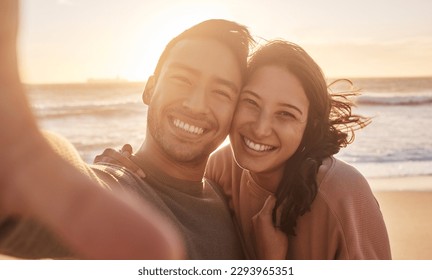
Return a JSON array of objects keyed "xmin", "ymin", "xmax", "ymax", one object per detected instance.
[{"xmin": 229, "ymin": 65, "xmax": 309, "ymax": 179}]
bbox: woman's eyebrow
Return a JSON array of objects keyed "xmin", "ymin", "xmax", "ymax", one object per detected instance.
[
  {"xmin": 242, "ymin": 90, "xmax": 304, "ymax": 115},
  {"xmin": 278, "ymin": 102, "xmax": 304, "ymax": 115}
]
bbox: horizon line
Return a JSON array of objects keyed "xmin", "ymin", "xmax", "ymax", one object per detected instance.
[{"xmin": 22, "ymin": 75, "xmax": 432, "ymax": 86}]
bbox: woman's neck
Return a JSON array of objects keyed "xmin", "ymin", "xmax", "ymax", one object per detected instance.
[{"xmin": 250, "ymin": 169, "xmax": 284, "ymax": 193}]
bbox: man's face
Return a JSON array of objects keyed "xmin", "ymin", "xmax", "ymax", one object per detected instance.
[{"xmin": 145, "ymin": 38, "xmax": 242, "ymax": 165}]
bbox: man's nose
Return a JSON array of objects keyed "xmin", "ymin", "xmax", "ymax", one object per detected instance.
[{"xmin": 182, "ymin": 86, "xmax": 210, "ymax": 114}]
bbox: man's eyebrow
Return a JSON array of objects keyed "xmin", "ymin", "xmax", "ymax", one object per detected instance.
[
  {"xmin": 242, "ymin": 90, "xmax": 304, "ymax": 115},
  {"xmin": 168, "ymin": 62, "xmax": 239, "ymax": 93},
  {"xmin": 167, "ymin": 63, "xmax": 199, "ymax": 75}
]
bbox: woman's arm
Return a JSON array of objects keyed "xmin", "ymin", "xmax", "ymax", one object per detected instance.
[
  {"xmin": 0, "ymin": 0, "xmax": 184, "ymax": 259},
  {"xmin": 205, "ymin": 145, "xmax": 235, "ymax": 201}
]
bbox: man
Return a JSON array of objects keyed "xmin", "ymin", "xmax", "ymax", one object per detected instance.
[
  {"xmin": 88, "ymin": 19, "xmax": 253, "ymax": 259},
  {"xmin": 0, "ymin": 1, "xmax": 254, "ymax": 259}
]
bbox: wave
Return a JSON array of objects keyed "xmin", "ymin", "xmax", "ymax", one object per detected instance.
[
  {"xmin": 340, "ymin": 153, "xmax": 432, "ymax": 164},
  {"xmin": 356, "ymin": 93, "xmax": 432, "ymax": 106},
  {"xmin": 33, "ymin": 100, "xmax": 145, "ymax": 118},
  {"xmin": 27, "ymin": 82, "xmax": 145, "ymax": 116},
  {"xmin": 32, "ymin": 98, "xmax": 139, "ymax": 111}
]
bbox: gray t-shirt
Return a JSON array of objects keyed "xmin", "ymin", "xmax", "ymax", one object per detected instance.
[{"xmin": 91, "ymin": 156, "xmax": 244, "ymax": 260}]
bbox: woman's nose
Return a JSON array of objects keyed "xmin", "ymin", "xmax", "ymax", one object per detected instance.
[{"xmin": 252, "ymin": 112, "xmax": 272, "ymax": 138}]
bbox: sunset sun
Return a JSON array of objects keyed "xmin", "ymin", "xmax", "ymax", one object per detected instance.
[{"xmin": 124, "ymin": 2, "xmax": 232, "ymax": 82}]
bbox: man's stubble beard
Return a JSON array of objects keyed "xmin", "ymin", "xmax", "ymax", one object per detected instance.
[{"xmin": 146, "ymin": 106, "xmax": 214, "ymax": 166}]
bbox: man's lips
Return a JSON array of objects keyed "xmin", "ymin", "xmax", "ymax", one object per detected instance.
[{"xmin": 173, "ymin": 118, "xmax": 205, "ymax": 135}]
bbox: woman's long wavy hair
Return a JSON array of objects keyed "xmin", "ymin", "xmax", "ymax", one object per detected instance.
[{"xmin": 246, "ymin": 40, "xmax": 371, "ymax": 236}]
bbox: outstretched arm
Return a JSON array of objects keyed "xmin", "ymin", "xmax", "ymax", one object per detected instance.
[{"xmin": 0, "ymin": 0, "xmax": 184, "ymax": 260}]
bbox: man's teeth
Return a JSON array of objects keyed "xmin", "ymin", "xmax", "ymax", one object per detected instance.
[
  {"xmin": 244, "ymin": 137, "xmax": 274, "ymax": 152},
  {"xmin": 173, "ymin": 119, "xmax": 204, "ymax": 135}
]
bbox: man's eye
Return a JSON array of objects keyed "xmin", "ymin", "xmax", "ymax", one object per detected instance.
[
  {"xmin": 172, "ymin": 76, "xmax": 191, "ymax": 85},
  {"xmin": 214, "ymin": 90, "xmax": 232, "ymax": 100}
]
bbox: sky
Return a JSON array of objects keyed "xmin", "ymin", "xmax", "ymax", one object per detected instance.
[{"xmin": 18, "ymin": 0, "xmax": 432, "ymax": 84}]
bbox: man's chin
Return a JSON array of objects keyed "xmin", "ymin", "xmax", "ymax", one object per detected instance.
[
  {"xmin": 171, "ymin": 151, "xmax": 207, "ymax": 165},
  {"xmin": 163, "ymin": 145, "xmax": 209, "ymax": 165}
]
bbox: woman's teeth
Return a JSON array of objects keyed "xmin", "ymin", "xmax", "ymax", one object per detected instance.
[{"xmin": 244, "ymin": 137, "xmax": 274, "ymax": 152}]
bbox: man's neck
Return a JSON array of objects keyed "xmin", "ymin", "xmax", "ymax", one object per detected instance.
[{"xmin": 136, "ymin": 139, "xmax": 207, "ymax": 182}]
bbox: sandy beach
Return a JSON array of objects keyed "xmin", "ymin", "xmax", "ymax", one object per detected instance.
[{"xmin": 370, "ymin": 176, "xmax": 432, "ymax": 260}]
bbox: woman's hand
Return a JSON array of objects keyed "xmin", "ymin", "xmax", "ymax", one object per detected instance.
[
  {"xmin": 252, "ymin": 195, "xmax": 288, "ymax": 259},
  {"xmin": 94, "ymin": 144, "xmax": 146, "ymax": 179}
]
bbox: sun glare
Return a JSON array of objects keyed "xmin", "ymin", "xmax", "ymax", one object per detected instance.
[{"xmin": 125, "ymin": 1, "xmax": 232, "ymax": 82}]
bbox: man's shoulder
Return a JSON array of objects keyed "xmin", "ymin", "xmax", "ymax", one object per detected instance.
[
  {"xmin": 209, "ymin": 144, "xmax": 232, "ymax": 163},
  {"xmin": 91, "ymin": 163, "xmax": 169, "ymax": 209},
  {"xmin": 90, "ymin": 163, "xmax": 143, "ymax": 190},
  {"xmin": 203, "ymin": 177, "xmax": 226, "ymax": 201},
  {"xmin": 205, "ymin": 144, "xmax": 238, "ymax": 190}
]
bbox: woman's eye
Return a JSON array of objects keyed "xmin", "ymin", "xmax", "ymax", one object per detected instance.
[
  {"xmin": 242, "ymin": 98, "xmax": 258, "ymax": 106},
  {"xmin": 278, "ymin": 111, "xmax": 297, "ymax": 120}
]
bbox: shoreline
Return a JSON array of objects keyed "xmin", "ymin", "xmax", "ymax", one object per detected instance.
[{"xmin": 368, "ymin": 175, "xmax": 432, "ymax": 192}]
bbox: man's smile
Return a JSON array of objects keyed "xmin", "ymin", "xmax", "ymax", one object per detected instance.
[{"xmin": 173, "ymin": 118, "xmax": 205, "ymax": 135}]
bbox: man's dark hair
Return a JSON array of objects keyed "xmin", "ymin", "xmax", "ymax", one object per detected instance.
[{"xmin": 153, "ymin": 19, "xmax": 253, "ymax": 83}]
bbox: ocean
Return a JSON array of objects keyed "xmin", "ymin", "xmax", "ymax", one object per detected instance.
[{"xmin": 27, "ymin": 77, "xmax": 432, "ymax": 179}]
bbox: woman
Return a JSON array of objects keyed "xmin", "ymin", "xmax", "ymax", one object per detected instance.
[{"xmin": 205, "ymin": 40, "xmax": 391, "ymax": 259}]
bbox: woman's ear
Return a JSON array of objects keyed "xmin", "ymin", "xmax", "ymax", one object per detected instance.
[{"xmin": 143, "ymin": 76, "xmax": 155, "ymax": 105}]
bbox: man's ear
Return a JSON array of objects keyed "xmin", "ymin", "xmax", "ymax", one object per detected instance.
[{"xmin": 143, "ymin": 75, "xmax": 155, "ymax": 105}]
